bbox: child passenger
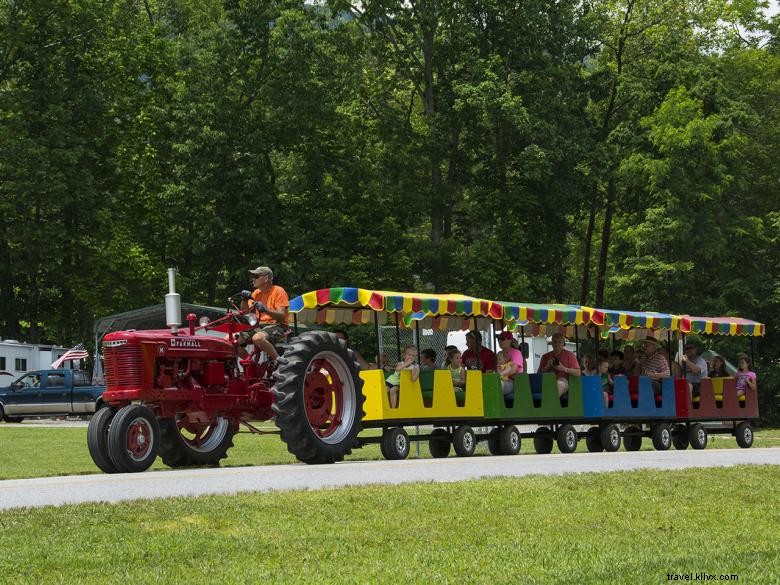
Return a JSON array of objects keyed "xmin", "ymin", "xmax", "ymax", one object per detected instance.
[
  {"xmin": 735, "ymin": 355, "xmax": 757, "ymax": 397},
  {"xmin": 598, "ymin": 357, "xmax": 612, "ymax": 407},
  {"xmin": 385, "ymin": 346, "xmax": 420, "ymax": 408},
  {"xmin": 420, "ymin": 348, "xmax": 437, "ymax": 370},
  {"xmin": 445, "ymin": 348, "xmax": 466, "ymax": 389}
]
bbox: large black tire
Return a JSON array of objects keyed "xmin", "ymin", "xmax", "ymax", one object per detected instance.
[
  {"xmin": 499, "ymin": 426, "xmax": 521, "ymax": 455},
  {"xmin": 487, "ymin": 428, "xmax": 502, "ymax": 455},
  {"xmin": 651, "ymin": 423, "xmax": 672, "ymax": 451},
  {"xmin": 107, "ymin": 404, "xmax": 160, "ymax": 473},
  {"xmin": 158, "ymin": 416, "xmax": 235, "ymax": 468},
  {"xmin": 87, "ymin": 407, "xmax": 118, "ymax": 473},
  {"xmin": 600, "ymin": 423, "xmax": 621, "ymax": 452},
  {"xmin": 735, "ymin": 422, "xmax": 753, "ymax": 448},
  {"xmin": 672, "ymin": 424, "xmax": 689, "ymax": 450},
  {"xmin": 429, "ymin": 428, "xmax": 451, "ymax": 458},
  {"xmin": 623, "ymin": 426, "xmax": 642, "ymax": 452},
  {"xmin": 585, "ymin": 427, "xmax": 603, "ymax": 452},
  {"xmin": 689, "ymin": 423, "xmax": 708, "ymax": 450},
  {"xmin": 452, "ymin": 425, "xmax": 476, "ymax": 457},
  {"xmin": 533, "ymin": 427, "xmax": 554, "ymax": 454},
  {"xmin": 556, "ymin": 424, "xmax": 578, "ymax": 453},
  {"xmin": 272, "ymin": 331, "xmax": 365, "ymax": 464},
  {"xmin": 380, "ymin": 427, "xmax": 410, "ymax": 460}
]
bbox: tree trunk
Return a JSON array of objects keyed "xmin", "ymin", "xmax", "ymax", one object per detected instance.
[
  {"xmin": 0, "ymin": 216, "xmax": 20, "ymax": 339},
  {"xmin": 580, "ymin": 194, "xmax": 598, "ymax": 305},
  {"xmin": 595, "ymin": 177, "xmax": 616, "ymax": 307}
]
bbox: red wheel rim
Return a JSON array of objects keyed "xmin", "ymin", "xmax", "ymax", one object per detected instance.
[
  {"xmin": 126, "ymin": 418, "xmax": 153, "ymax": 460},
  {"xmin": 304, "ymin": 358, "xmax": 345, "ymax": 438}
]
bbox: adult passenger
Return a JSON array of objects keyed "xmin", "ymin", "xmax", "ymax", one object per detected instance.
[
  {"xmin": 462, "ymin": 331, "xmax": 496, "ymax": 372},
  {"xmin": 496, "ymin": 331, "xmax": 524, "ymax": 400},
  {"xmin": 681, "ymin": 342, "xmax": 708, "ymax": 397},
  {"xmin": 333, "ymin": 329, "xmax": 371, "ymax": 370},
  {"xmin": 639, "ymin": 336, "xmax": 670, "ymax": 395},
  {"xmin": 238, "ymin": 266, "xmax": 289, "ymax": 362},
  {"xmin": 622, "ymin": 345, "xmax": 641, "ymax": 377},
  {"xmin": 538, "ymin": 333, "xmax": 581, "ymax": 398}
]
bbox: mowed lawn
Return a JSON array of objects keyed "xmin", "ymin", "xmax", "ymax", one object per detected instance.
[
  {"xmin": 1, "ymin": 423, "xmax": 779, "ymax": 480},
  {"xmin": 0, "ymin": 465, "xmax": 777, "ymax": 584}
]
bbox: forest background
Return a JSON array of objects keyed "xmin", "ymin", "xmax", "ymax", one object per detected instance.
[{"xmin": 1, "ymin": 0, "xmax": 779, "ymax": 417}]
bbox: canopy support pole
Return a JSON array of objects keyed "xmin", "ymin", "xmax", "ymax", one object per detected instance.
[
  {"xmin": 666, "ymin": 330, "xmax": 673, "ymax": 374},
  {"xmin": 293, "ymin": 313, "xmax": 298, "ymax": 336},
  {"xmin": 394, "ymin": 312, "xmax": 401, "ymax": 361},
  {"xmin": 373, "ymin": 310, "xmax": 381, "ymax": 366},
  {"xmin": 473, "ymin": 316, "xmax": 481, "ymax": 370},
  {"xmin": 414, "ymin": 320, "xmax": 421, "ymax": 364},
  {"xmin": 574, "ymin": 326, "xmax": 580, "ymax": 361},
  {"xmin": 750, "ymin": 337, "xmax": 756, "ymax": 367},
  {"xmin": 611, "ymin": 333, "xmax": 616, "ymax": 351}
]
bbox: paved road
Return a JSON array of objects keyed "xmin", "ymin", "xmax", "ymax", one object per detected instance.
[{"xmin": 1, "ymin": 448, "xmax": 778, "ymax": 510}]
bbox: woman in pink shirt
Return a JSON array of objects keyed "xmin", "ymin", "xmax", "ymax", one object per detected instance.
[{"xmin": 496, "ymin": 332, "xmax": 524, "ymax": 400}]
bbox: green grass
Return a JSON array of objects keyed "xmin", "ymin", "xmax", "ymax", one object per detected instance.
[
  {"xmin": 0, "ymin": 466, "xmax": 777, "ymax": 584},
  {"xmin": 0, "ymin": 423, "xmax": 779, "ymax": 480}
]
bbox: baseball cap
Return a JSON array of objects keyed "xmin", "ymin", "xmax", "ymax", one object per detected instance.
[{"xmin": 249, "ymin": 266, "xmax": 273, "ymax": 277}]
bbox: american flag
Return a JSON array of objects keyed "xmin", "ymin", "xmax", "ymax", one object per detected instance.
[{"xmin": 51, "ymin": 343, "xmax": 89, "ymax": 369}]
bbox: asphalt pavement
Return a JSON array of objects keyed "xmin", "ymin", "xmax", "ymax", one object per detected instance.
[{"xmin": 1, "ymin": 447, "xmax": 778, "ymax": 510}]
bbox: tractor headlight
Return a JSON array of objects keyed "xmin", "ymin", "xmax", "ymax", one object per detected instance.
[{"xmin": 198, "ymin": 316, "xmax": 210, "ymax": 327}]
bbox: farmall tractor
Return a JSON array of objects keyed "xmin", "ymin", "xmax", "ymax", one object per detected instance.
[{"xmin": 87, "ymin": 269, "xmax": 365, "ymax": 473}]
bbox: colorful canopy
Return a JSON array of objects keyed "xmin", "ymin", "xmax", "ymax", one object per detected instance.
[{"xmin": 288, "ymin": 288, "xmax": 765, "ymax": 337}]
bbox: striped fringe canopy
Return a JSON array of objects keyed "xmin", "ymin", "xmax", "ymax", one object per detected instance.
[
  {"xmin": 679, "ymin": 316, "xmax": 765, "ymax": 337},
  {"xmin": 289, "ymin": 287, "xmax": 502, "ymax": 328},
  {"xmin": 288, "ymin": 288, "xmax": 765, "ymax": 337}
]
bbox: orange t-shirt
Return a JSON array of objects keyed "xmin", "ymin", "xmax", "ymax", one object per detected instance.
[{"xmin": 251, "ymin": 285, "xmax": 289, "ymax": 325}]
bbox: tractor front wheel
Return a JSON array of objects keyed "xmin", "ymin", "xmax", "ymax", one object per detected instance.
[
  {"xmin": 107, "ymin": 404, "xmax": 160, "ymax": 473},
  {"xmin": 273, "ymin": 331, "xmax": 364, "ymax": 464},
  {"xmin": 87, "ymin": 407, "xmax": 118, "ymax": 473}
]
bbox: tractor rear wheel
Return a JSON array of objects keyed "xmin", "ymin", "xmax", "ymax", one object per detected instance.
[
  {"xmin": 273, "ymin": 331, "xmax": 364, "ymax": 464},
  {"xmin": 107, "ymin": 404, "xmax": 160, "ymax": 473},
  {"xmin": 87, "ymin": 407, "xmax": 118, "ymax": 473},
  {"xmin": 159, "ymin": 415, "xmax": 235, "ymax": 468}
]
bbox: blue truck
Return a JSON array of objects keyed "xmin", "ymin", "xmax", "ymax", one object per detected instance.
[{"xmin": 0, "ymin": 369, "xmax": 105, "ymax": 423}]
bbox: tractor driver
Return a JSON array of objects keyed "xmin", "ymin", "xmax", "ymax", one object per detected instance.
[{"xmin": 237, "ymin": 266, "xmax": 289, "ymax": 362}]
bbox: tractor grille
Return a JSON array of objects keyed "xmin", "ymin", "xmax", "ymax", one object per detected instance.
[{"xmin": 103, "ymin": 345, "xmax": 143, "ymax": 389}]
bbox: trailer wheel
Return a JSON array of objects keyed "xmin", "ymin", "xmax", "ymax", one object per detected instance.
[
  {"xmin": 600, "ymin": 423, "xmax": 621, "ymax": 452},
  {"xmin": 452, "ymin": 425, "xmax": 476, "ymax": 457},
  {"xmin": 651, "ymin": 423, "xmax": 672, "ymax": 451},
  {"xmin": 499, "ymin": 426, "xmax": 521, "ymax": 456},
  {"xmin": 735, "ymin": 422, "xmax": 753, "ymax": 448},
  {"xmin": 107, "ymin": 404, "xmax": 160, "ymax": 473},
  {"xmin": 159, "ymin": 415, "xmax": 235, "ymax": 467},
  {"xmin": 556, "ymin": 424, "xmax": 578, "ymax": 453},
  {"xmin": 87, "ymin": 407, "xmax": 118, "ymax": 473},
  {"xmin": 380, "ymin": 427, "xmax": 410, "ymax": 460},
  {"xmin": 623, "ymin": 426, "xmax": 642, "ymax": 452},
  {"xmin": 533, "ymin": 427, "xmax": 554, "ymax": 454},
  {"xmin": 671, "ymin": 424, "xmax": 689, "ymax": 450},
  {"xmin": 273, "ymin": 331, "xmax": 365, "ymax": 464},
  {"xmin": 585, "ymin": 427, "xmax": 603, "ymax": 452},
  {"xmin": 429, "ymin": 428, "xmax": 451, "ymax": 458},
  {"xmin": 689, "ymin": 423, "xmax": 708, "ymax": 450},
  {"xmin": 487, "ymin": 428, "xmax": 502, "ymax": 455}
]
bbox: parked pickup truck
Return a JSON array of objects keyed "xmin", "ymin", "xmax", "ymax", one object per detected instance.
[{"xmin": 0, "ymin": 369, "xmax": 105, "ymax": 423}]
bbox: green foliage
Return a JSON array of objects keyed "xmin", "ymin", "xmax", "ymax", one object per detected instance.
[{"xmin": 0, "ymin": 1, "xmax": 778, "ymax": 394}]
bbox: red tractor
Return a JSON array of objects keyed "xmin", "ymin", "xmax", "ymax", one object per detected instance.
[{"xmin": 87, "ymin": 269, "xmax": 364, "ymax": 473}]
